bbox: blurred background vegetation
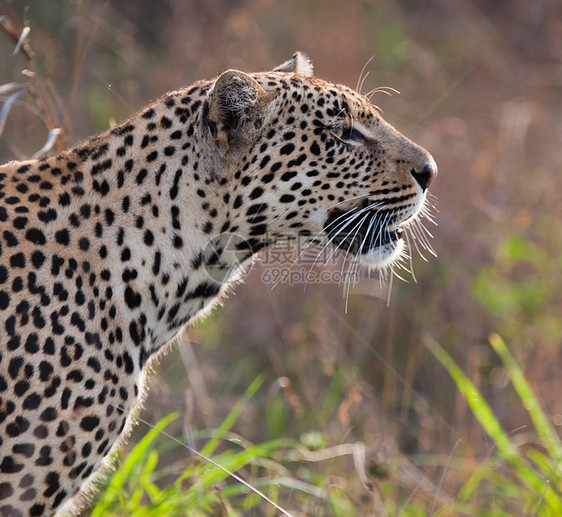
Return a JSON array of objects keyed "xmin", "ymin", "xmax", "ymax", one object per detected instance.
[{"xmin": 1, "ymin": 0, "xmax": 561, "ymax": 515}]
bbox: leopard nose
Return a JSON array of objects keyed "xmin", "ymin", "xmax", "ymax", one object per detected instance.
[{"xmin": 411, "ymin": 161, "xmax": 438, "ymax": 191}]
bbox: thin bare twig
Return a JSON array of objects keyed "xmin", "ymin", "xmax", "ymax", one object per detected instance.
[
  {"xmin": 33, "ymin": 127, "xmax": 62, "ymax": 158},
  {"xmin": 0, "ymin": 87, "xmax": 25, "ymax": 137},
  {"xmin": 0, "ymin": 0, "xmax": 66, "ymax": 151}
]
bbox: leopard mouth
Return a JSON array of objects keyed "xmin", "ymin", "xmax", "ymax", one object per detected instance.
[
  {"xmin": 322, "ymin": 206, "xmax": 406, "ymax": 266},
  {"xmin": 366, "ymin": 227, "xmax": 403, "ymax": 251}
]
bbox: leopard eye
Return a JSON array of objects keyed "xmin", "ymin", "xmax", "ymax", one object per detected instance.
[{"xmin": 332, "ymin": 125, "xmax": 364, "ymax": 143}]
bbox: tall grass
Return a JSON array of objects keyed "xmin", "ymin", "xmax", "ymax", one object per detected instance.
[
  {"xmin": 89, "ymin": 334, "xmax": 561, "ymax": 516},
  {"xmin": 90, "ymin": 376, "xmax": 363, "ymax": 516},
  {"xmin": 426, "ymin": 334, "xmax": 561, "ymax": 516}
]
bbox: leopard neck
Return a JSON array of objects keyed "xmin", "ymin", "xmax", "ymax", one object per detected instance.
[{"xmin": 24, "ymin": 85, "xmax": 265, "ymax": 365}]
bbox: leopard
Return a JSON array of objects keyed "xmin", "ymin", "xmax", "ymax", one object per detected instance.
[{"xmin": 0, "ymin": 52, "xmax": 437, "ymax": 516}]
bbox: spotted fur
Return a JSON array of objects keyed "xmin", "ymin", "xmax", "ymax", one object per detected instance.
[{"xmin": 0, "ymin": 53, "xmax": 436, "ymax": 516}]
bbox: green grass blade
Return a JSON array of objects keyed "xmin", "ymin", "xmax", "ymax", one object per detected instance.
[
  {"xmin": 426, "ymin": 337, "xmax": 519, "ymax": 458},
  {"xmin": 456, "ymin": 457, "xmax": 496, "ymax": 503},
  {"xmin": 130, "ymin": 449, "xmax": 160, "ymax": 508},
  {"xmin": 526, "ymin": 449, "xmax": 559, "ymax": 479},
  {"xmin": 489, "ymin": 333, "xmax": 562, "ymax": 462},
  {"xmin": 201, "ymin": 374, "xmax": 264, "ymax": 458},
  {"xmin": 90, "ymin": 412, "xmax": 178, "ymax": 516},
  {"xmin": 184, "ymin": 438, "xmax": 291, "ymax": 497}
]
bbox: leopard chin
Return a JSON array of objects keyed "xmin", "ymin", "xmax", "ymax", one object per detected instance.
[{"xmin": 358, "ymin": 233, "xmax": 405, "ymax": 270}]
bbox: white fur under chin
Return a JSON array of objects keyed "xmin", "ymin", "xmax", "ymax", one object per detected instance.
[{"xmin": 359, "ymin": 238, "xmax": 405, "ymax": 270}]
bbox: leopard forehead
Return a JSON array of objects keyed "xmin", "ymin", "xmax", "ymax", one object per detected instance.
[
  {"xmin": 254, "ymin": 73, "xmax": 380, "ymax": 130},
  {"xmin": 0, "ymin": 54, "xmax": 436, "ymax": 516}
]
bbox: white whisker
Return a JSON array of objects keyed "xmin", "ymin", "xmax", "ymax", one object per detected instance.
[
  {"xmin": 356, "ymin": 55, "xmax": 375, "ymax": 93},
  {"xmin": 403, "ymin": 231, "xmax": 418, "ymax": 283},
  {"xmin": 304, "ymin": 209, "xmax": 370, "ymax": 290},
  {"xmin": 365, "ymin": 86, "xmax": 400, "ymax": 100},
  {"xmin": 358, "ymin": 71, "xmax": 370, "ymax": 97},
  {"xmin": 343, "ymin": 211, "xmax": 379, "ymax": 311},
  {"xmin": 270, "ymin": 192, "xmax": 376, "ymax": 289},
  {"xmin": 320, "ymin": 201, "xmax": 384, "ymax": 267}
]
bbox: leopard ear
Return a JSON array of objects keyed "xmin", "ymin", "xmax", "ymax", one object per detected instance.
[
  {"xmin": 273, "ymin": 52, "xmax": 314, "ymax": 77},
  {"xmin": 207, "ymin": 70, "xmax": 271, "ymax": 152}
]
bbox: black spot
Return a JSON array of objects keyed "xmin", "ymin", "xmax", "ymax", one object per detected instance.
[
  {"xmin": 91, "ymin": 158, "xmax": 112, "ymax": 176},
  {"xmin": 124, "ymin": 286, "xmax": 142, "ymax": 309},
  {"xmin": 10, "ymin": 253, "xmax": 26, "ymax": 268},
  {"xmin": 280, "ymin": 143, "xmax": 295, "ymax": 155},
  {"xmin": 249, "ymin": 224, "xmax": 267, "ymax": 236},
  {"xmin": 93, "ymin": 179, "xmax": 110, "ymax": 196},
  {"xmin": 191, "ymin": 251, "xmax": 203, "ymax": 269},
  {"xmin": 233, "ymin": 195, "xmax": 243, "ymax": 209},
  {"xmin": 30, "ymin": 503, "xmax": 45, "ymax": 516},
  {"xmin": 152, "ymin": 251, "xmax": 161, "ymax": 275},
  {"xmin": 86, "ymin": 357, "xmax": 101, "ymax": 373},
  {"xmin": 23, "ymin": 393, "xmax": 41, "ymax": 410},
  {"xmin": 3, "ymin": 231, "xmax": 18, "ymax": 247},
  {"xmin": 0, "ymin": 482, "xmax": 13, "ymax": 500},
  {"xmin": 40, "ymin": 407, "xmax": 57, "ymax": 422},
  {"xmin": 246, "ymin": 203, "xmax": 267, "ymax": 216},
  {"xmin": 129, "ymin": 319, "xmax": 145, "ymax": 346},
  {"xmin": 121, "ymin": 248, "xmax": 131, "ymax": 262},
  {"xmin": 80, "ymin": 416, "xmax": 100, "ymax": 431},
  {"xmin": 79, "ymin": 238, "xmax": 90, "ymax": 251},
  {"xmin": 0, "ymin": 290, "xmax": 9, "ymax": 310},
  {"xmin": 123, "ymin": 352, "xmax": 135, "ymax": 374},
  {"xmin": 70, "ymin": 312, "xmax": 86, "ymax": 332},
  {"xmin": 249, "ymin": 187, "xmax": 263, "ymax": 199},
  {"xmin": 143, "ymin": 229, "xmax": 154, "ymax": 246},
  {"xmin": 25, "ymin": 228, "xmax": 46, "ymax": 245},
  {"xmin": 136, "ymin": 168, "xmax": 148, "ymax": 184},
  {"xmin": 121, "ymin": 268, "xmax": 137, "ymax": 282},
  {"xmin": 184, "ymin": 282, "xmax": 221, "ymax": 300},
  {"xmin": 13, "ymin": 215, "xmax": 29, "ymax": 228},
  {"xmin": 55, "ymin": 229, "xmax": 70, "ymax": 245},
  {"xmin": 25, "ymin": 332, "xmax": 40, "ymax": 352},
  {"xmin": 281, "ymin": 171, "xmax": 297, "ymax": 181},
  {"xmin": 105, "ymin": 209, "xmax": 115, "ymax": 226},
  {"xmin": 0, "ymin": 456, "xmax": 24, "ymax": 473},
  {"xmin": 38, "ymin": 209, "xmax": 57, "ymax": 223}
]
